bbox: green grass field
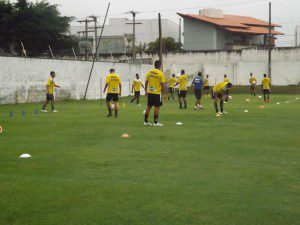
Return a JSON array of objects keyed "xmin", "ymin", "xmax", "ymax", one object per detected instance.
[{"xmin": 0, "ymin": 94, "xmax": 299, "ymax": 225}]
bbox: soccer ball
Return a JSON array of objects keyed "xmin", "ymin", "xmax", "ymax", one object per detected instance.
[
  {"xmin": 143, "ymin": 110, "xmax": 146, "ymax": 115},
  {"xmin": 229, "ymin": 96, "xmax": 232, "ymax": 100},
  {"xmin": 110, "ymin": 104, "xmax": 115, "ymax": 110},
  {"xmin": 258, "ymin": 96, "xmax": 262, "ymax": 99},
  {"xmin": 0, "ymin": 125, "xmax": 3, "ymax": 134},
  {"xmin": 246, "ymin": 99, "xmax": 250, "ymax": 102}
]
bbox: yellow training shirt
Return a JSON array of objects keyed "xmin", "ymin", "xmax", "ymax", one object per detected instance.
[
  {"xmin": 262, "ymin": 77, "xmax": 270, "ymax": 90},
  {"xmin": 146, "ymin": 69, "xmax": 166, "ymax": 95},
  {"xmin": 178, "ymin": 75, "xmax": 188, "ymax": 91},
  {"xmin": 167, "ymin": 77, "xmax": 177, "ymax": 88},
  {"xmin": 224, "ymin": 78, "xmax": 230, "ymax": 83},
  {"xmin": 213, "ymin": 82, "xmax": 228, "ymax": 94},
  {"xmin": 204, "ymin": 78, "xmax": 209, "ymax": 87},
  {"xmin": 105, "ymin": 73, "xmax": 121, "ymax": 94},
  {"xmin": 133, "ymin": 79, "xmax": 142, "ymax": 92},
  {"xmin": 249, "ymin": 77, "xmax": 257, "ymax": 84},
  {"xmin": 46, "ymin": 77, "xmax": 55, "ymax": 94}
]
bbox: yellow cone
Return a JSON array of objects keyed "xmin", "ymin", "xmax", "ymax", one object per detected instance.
[{"xmin": 123, "ymin": 102, "xmax": 126, "ymax": 108}]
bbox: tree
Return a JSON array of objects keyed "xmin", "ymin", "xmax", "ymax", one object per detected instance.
[
  {"xmin": 147, "ymin": 37, "xmax": 182, "ymax": 53},
  {"xmin": 0, "ymin": 0, "xmax": 75, "ymax": 56},
  {"xmin": 0, "ymin": 0, "xmax": 14, "ymax": 52}
]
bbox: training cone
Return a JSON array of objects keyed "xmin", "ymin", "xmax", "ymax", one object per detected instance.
[
  {"xmin": 259, "ymin": 105, "xmax": 264, "ymax": 109},
  {"xmin": 19, "ymin": 153, "xmax": 31, "ymax": 158},
  {"xmin": 244, "ymin": 110, "xmax": 249, "ymax": 113},
  {"xmin": 123, "ymin": 102, "xmax": 126, "ymax": 108},
  {"xmin": 176, "ymin": 122, "xmax": 183, "ymax": 125},
  {"xmin": 121, "ymin": 133, "xmax": 130, "ymax": 138},
  {"xmin": 0, "ymin": 125, "xmax": 3, "ymax": 133},
  {"xmin": 276, "ymin": 102, "xmax": 280, "ymax": 105}
]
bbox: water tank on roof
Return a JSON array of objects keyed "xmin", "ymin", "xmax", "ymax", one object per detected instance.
[{"xmin": 199, "ymin": 8, "xmax": 224, "ymax": 19}]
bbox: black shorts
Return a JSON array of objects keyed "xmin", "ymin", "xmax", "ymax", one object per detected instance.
[
  {"xmin": 250, "ymin": 84, "xmax": 255, "ymax": 90},
  {"xmin": 46, "ymin": 94, "xmax": 54, "ymax": 101},
  {"xmin": 194, "ymin": 89, "xmax": 202, "ymax": 100},
  {"xmin": 178, "ymin": 90, "xmax": 187, "ymax": 98},
  {"xmin": 147, "ymin": 94, "xmax": 162, "ymax": 107},
  {"xmin": 203, "ymin": 86, "xmax": 210, "ymax": 91},
  {"xmin": 211, "ymin": 90, "xmax": 223, "ymax": 100},
  {"xmin": 263, "ymin": 89, "xmax": 270, "ymax": 94},
  {"xmin": 168, "ymin": 87, "xmax": 174, "ymax": 93},
  {"xmin": 134, "ymin": 91, "xmax": 140, "ymax": 97},
  {"xmin": 106, "ymin": 93, "xmax": 119, "ymax": 102}
]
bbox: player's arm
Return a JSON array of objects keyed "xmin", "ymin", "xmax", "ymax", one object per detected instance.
[
  {"xmin": 119, "ymin": 83, "xmax": 122, "ymax": 96},
  {"xmin": 145, "ymin": 81, "xmax": 148, "ymax": 95},
  {"xmin": 103, "ymin": 83, "xmax": 108, "ymax": 93},
  {"xmin": 141, "ymin": 83, "xmax": 145, "ymax": 90},
  {"xmin": 131, "ymin": 83, "xmax": 134, "ymax": 93},
  {"xmin": 46, "ymin": 85, "xmax": 50, "ymax": 94},
  {"xmin": 161, "ymin": 82, "xmax": 166, "ymax": 94}
]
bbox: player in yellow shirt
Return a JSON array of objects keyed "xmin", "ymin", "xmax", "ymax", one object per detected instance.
[
  {"xmin": 212, "ymin": 81, "xmax": 232, "ymax": 117},
  {"xmin": 42, "ymin": 71, "xmax": 60, "ymax": 113},
  {"xmin": 203, "ymin": 74, "xmax": 210, "ymax": 97},
  {"xmin": 249, "ymin": 72, "xmax": 257, "ymax": 97},
  {"xmin": 261, "ymin": 74, "xmax": 271, "ymax": 102},
  {"xmin": 223, "ymin": 74, "xmax": 230, "ymax": 102},
  {"xmin": 103, "ymin": 69, "xmax": 122, "ymax": 118},
  {"xmin": 144, "ymin": 60, "xmax": 166, "ymax": 126},
  {"xmin": 177, "ymin": 70, "xmax": 188, "ymax": 109},
  {"xmin": 130, "ymin": 73, "xmax": 144, "ymax": 106},
  {"xmin": 167, "ymin": 74, "xmax": 177, "ymax": 101}
]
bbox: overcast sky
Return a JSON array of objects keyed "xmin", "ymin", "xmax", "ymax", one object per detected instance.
[{"xmin": 17, "ymin": 0, "xmax": 300, "ymax": 46}]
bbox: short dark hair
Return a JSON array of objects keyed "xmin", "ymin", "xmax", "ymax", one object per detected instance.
[
  {"xmin": 263, "ymin": 74, "xmax": 267, "ymax": 77},
  {"xmin": 224, "ymin": 74, "xmax": 227, "ymax": 77},
  {"xmin": 154, "ymin": 60, "xmax": 161, "ymax": 69},
  {"xmin": 206, "ymin": 74, "xmax": 209, "ymax": 77},
  {"xmin": 50, "ymin": 71, "xmax": 55, "ymax": 75},
  {"xmin": 172, "ymin": 74, "xmax": 175, "ymax": 77},
  {"xmin": 181, "ymin": 70, "xmax": 185, "ymax": 74},
  {"xmin": 227, "ymin": 82, "xmax": 232, "ymax": 88},
  {"xmin": 136, "ymin": 73, "xmax": 139, "ymax": 76},
  {"xmin": 198, "ymin": 72, "xmax": 202, "ymax": 77},
  {"xmin": 110, "ymin": 68, "xmax": 115, "ymax": 73}
]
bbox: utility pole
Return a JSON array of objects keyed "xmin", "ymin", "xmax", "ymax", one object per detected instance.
[
  {"xmin": 158, "ymin": 13, "xmax": 163, "ymax": 70},
  {"xmin": 77, "ymin": 19, "xmax": 94, "ymax": 61},
  {"xmin": 126, "ymin": 11, "xmax": 142, "ymax": 61},
  {"xmin": 268, "ymin": 2, "xmax": 272, "ymax": 82},
  {"xmin": 179, "ymin": 18, "xmax": 182, "ymax": 45},
  {"xmin": 89, "ymin": 16, "xmax": 103, "ymax": 61}
]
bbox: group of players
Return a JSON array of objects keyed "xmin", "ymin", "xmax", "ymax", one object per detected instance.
[{"xmin": 42, "ymin": 60, "xmax": 271, "ymax": 125}]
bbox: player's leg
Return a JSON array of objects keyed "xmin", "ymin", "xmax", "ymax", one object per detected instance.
[
  {"xmin": 267, "ymin": 89, "xmax": 270, "ymax": 101},
  {"xmin": 220, "ymin": 95, "xmax": 224, "ymax": 113},
  {"xmin": 136, "ymin": 92, "xmax": 141, "ymax": 106},
  {"xmin": 113, "ymin": 100, "xmax": 119, "ymax": 118},
  {"xmin": 51, "ymin": 97, "xmax": 56, "ymax": 112},
  {"xmin": 153, "ymin": 94, "xmax": 163, "ymax": 126},
  {"xmin": 178, "ymin": 91, "xmax": 183, "ymax": 109},
  {"xmin": 42, "ymin": 94, "xmax": 51, "ymax": 111},
  {"xmin": 106, "ymin": 94, "xmax": 113, "ymax": 117},
  {"xmin": 144, "ymin": 94, "xmax": 152, "ymax": 125},
  {"xmin": 212, "ymin": 91, "xmax": 219, "ymax": 115},
  {"xmin": 253, "ymin": 86, "xmax": 256, "ymax": 96},
  {"xmin": 263, "ymin": 90, "xmax": 267, "ymax": 102}
]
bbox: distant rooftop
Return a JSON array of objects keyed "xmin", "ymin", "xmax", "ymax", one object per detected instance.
[{"xmin": 178, "ymin": 9, "xmax": 283, "ymax": 35}]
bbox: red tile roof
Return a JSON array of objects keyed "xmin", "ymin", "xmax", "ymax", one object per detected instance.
[{"xmin": 178, "ymin": 13, "xmax": 283, "ymax": 35}]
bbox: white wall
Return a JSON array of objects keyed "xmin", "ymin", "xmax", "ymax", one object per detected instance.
[
  {"xmin": 138, "ymin": 48, "xmax": 300, "ymax": 86},
  {"xmin": 0, "ymin": 57, "xmax": 152, "ymax": 104}
]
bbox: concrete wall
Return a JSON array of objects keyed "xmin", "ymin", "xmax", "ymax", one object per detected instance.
[
  {"xmin": 136, "ymin": 48, "xmax": 300, "ymax": 86},
  {"xmin": 0, "ymin": 57, "xmax": 152, "ymax": 104}
]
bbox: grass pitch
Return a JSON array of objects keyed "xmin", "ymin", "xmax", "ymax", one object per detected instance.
[{"xmin": 0, "ymin": 94, "xmax": 299, "ymax": 225}]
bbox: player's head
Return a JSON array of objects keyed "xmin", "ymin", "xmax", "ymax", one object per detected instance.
[
  {"xmin": 154, "ymin": 60, "xmax": 161, "ymax": 69},
  {"xmin": 224, "ymin": 74, "xmax": 227, "ymax": 78},
  {"xmin": 250, "ymin": 72, "xmax": 253, "ymax": 77},
  {"xmin": 172, "ymin": 74, "xmax": 175, "ymax": 77},
  {"xmin": 198, "ymin": 72, "xmax": 202, "ymax": 77},
  {"xmin": 206, "ymin": 74, "xmax": 209, "ymax": 78},
  {"xmin": 226, "ymin": 82, "xmax": 232, "ymax": 89},
  {"xmin": 110, "ymin": 68, "xmax": 115, "ymax": 74},
  {"xmin": 263, "ymin": 73, "xmax": 267, "ymax": 78},
  {"xmin": 136, "ymin": 73, "xmax": 139, "ymax": 79},
  {"xmin": 181, "ymin": 70, "xmax": 185, "ymax": 75},
  {"xmin": 50, "ymin": 71, "xmax": 56, "ymax": 78}
]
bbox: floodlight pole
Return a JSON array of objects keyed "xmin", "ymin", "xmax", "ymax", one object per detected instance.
[{"xmin": 158, "ymin": 13, "xmax": 163, "ymax": 70}]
